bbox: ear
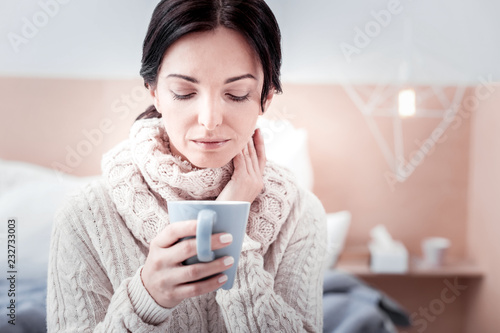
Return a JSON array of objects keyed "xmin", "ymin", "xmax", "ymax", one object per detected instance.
[
  {"xmin": 261, "ymin": 91, "xmax": 275, "ymax": 115},
  {"xmin": 147, "ymin": 83, "xmax": 161, "ymax": 113}
]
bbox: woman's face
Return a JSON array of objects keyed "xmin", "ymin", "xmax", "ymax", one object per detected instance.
[{"xmin": 149, "ymin": 27, "xmax": 273, "ymax": 168}]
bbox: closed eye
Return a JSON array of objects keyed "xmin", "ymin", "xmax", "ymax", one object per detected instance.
[
  {"xmin": 171, "ymin": 91, "xmax": 195, "ymax": 101},
  {"xmin": 227, "ymin": 93, "xmax": 250, "ymax": 102}
]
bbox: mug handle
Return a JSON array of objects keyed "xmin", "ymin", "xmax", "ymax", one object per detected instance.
[{"xmin": 196, "ymin": 209, "xmax": 216, "ymax": 262}]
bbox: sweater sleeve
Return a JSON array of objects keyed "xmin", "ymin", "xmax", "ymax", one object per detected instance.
[
  {"xmin": 215, "ymin": 190, "xmax": 328, "ymax": 332},
  {"xmin": 46, "ymin": 196, "xmax": 174, "ymax": 332}
]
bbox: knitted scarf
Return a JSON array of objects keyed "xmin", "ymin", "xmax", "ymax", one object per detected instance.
[{"xmin": 101, "ymin": 118, "xmax": 297, "ymax": 254}]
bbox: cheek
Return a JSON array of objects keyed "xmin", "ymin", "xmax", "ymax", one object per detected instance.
[
  {"xmin": 157, "ymin": 97, "xmax": 192, "ymax": 136},
  {"xmin": 232, "ymin": 112, "xmax": 259, "ymax": 145},
  {"xmin": 161, "ymin": 114, "xmax": 189, "ymax": 144}
]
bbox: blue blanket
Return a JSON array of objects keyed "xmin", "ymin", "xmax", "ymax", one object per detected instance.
[{"xmin": 323, "ymin": 270, "xmax": 410, "ymax": 333}]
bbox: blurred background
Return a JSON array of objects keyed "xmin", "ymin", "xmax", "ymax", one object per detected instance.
[{"xmin": 1, "ymin": 0, "xmax": 499, "ymax": 332}]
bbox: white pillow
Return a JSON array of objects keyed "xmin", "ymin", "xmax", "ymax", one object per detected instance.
[
  {"xmin": 0, "ymin": 159, "xmax": 98, "ymax": 310},
  {"xmin": 257, "ymin": 117, "xmax": 314, "ymax": 191},
  {"xmin": 325, "ymin": 210, "xmax": 352, "ymax": 268}
]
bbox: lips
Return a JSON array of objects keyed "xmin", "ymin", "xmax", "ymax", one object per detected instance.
[{"xmin": 191, "ymin": 138, "xmax": 230, "ymax": 150}]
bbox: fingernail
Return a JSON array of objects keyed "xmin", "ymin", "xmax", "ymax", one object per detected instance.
[
  {"xmin": 224, "ymin": 256, "xmax": 234, "ymax": 266},
  {"xmin": 218, "ymin": 275, "xmax": 228, "ymax": 284},
  {"xmin": 220, "ymin": 233, "xmax": 233, "ymax": 243}
]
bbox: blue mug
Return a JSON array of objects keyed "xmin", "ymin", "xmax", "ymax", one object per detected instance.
[{"xmin": 167, "ymin": 200, "xmax": 250, "ymax": 290}]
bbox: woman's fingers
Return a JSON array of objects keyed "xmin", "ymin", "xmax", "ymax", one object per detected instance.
[
  {"xmin": 247, "ymin": 138, "xmax": 260, "ymax": 175},
  {"xmin": 240, "ymin": 145, "xmax": 251, "ymax": 175},
  {"xmin": 217, "ymin": 128, "xmax": 266, "ymax": 202},
  {"xmin": 253, "ymin": 128, "xmax": 267, "ymax": 174},
  {"xmin": 232, "ymin": 151, "xmax": 245, "ymax": 176},
  {"xmin": 240, "ymin": 129, "xmax": 266, "ymax": 176},
  {"xmin": 232, "ymin": 129, "xmax": 266, "ymax": 178},
  {"xmin": 168, "ymin": 232, "xmax": 233, "ymax": 263},
  {"xmin": 152, "ymin": 221, "xmax": 233, "ymax": 260},
  {"xmin": 175, "ymin": 255, "xmax": 234, "ymax": 285},
  {"xmin": 152, "ymin": 219, "xmax": 197, "ymax": 248},
  {"xmin": 171, "ymin": 272, "xmax": 229, "ymax": 301},
  {"xmin": 142, "ymin": 251, "xmax": 233, "ymax": 308}
]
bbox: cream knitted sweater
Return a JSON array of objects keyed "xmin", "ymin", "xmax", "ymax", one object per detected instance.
[{"xmin": 47, "ymin": 118, "xmax": 327, "ymax": 332}]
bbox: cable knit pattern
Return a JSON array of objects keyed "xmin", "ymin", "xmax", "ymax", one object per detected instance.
[{"xmin": 47, "ymin": 117, "xmax": 327, "ymax": 332}]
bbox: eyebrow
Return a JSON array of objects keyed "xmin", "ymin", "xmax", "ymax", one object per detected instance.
[
  {"xmin": 166, "ymin": 73, "xmax": 256, "ymax": 84},
  {"xmin": 224, "ymin": 74, "xmax": 257, "ymax": 84},
  {"xmin": 166, "ymin": 74, "xmax": 199, "ymax": 83}
]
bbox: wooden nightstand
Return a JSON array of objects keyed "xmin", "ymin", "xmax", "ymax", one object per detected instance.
[{"xmin": 335, "ymin": 246, "xmax": 483, "ymax": 278}]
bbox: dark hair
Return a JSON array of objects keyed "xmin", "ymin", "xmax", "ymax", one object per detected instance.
[{"xmin": 136, "ymin": 0, "xmax": 282, "ymax": 121}]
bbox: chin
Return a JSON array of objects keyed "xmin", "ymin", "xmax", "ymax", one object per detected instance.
[{"xmin": 188, "ymin": 154, "xmax": 232, "ymax": 169}]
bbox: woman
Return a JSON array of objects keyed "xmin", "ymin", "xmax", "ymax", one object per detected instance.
[{"xmin": 47, "ymin": 0, "xmax": 327, "ymax": 331}]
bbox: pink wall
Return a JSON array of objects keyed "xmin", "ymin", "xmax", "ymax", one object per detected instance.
[
  {"xmin": 465, "ymin": 83, "xmax": 500, "ymax": 332},
  {"xmin": 271, "ymin": 84, "xmax": 470, "ymax": 257},
  {"xmin": 0, "ymin": 77, "xmax": 149, "ymax": 176}
]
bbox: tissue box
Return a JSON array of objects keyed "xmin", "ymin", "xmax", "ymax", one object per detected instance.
[{"xmin": 369, "ymin": 241, "xmax": 409, "ymax": 274}]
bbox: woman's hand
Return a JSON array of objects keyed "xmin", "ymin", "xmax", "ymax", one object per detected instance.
[
  {"xmin": 141, "ymin": 220, "xmax": 234, "ymax": 309},
  {"xmin": 217, "ymin": 129, "xmax": 266, "ymax": 202}
]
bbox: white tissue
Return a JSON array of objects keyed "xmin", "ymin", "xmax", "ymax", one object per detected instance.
[
  {"xmin": 369, "ymin": 225, "xmax": 409, "ymax": 273},
  {"xmin": 370, "ymin": 225, "xmax": 394, "ymax": 249}
]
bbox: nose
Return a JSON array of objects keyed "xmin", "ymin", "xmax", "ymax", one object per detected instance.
[{"xmin": 198, "ymin": 97, "xmax": 223, "ymax": 131}]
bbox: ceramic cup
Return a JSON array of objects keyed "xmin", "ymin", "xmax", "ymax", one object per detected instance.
[
  {"xmin": 421, "ymin": 237, "xmax": 451, "ymax": 267},
  {"xmin": 167, "ymin": 200, "xmax": 250, "ymax": 290}
]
